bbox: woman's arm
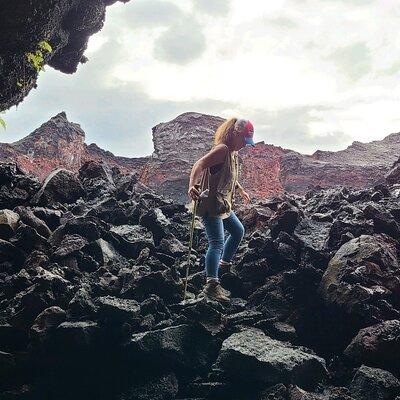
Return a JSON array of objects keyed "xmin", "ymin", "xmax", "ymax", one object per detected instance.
[
  {"xmin": 188, "ymin": 144, "xmax": 229, "ymax": 200},
  {"xmin": 235, "ymin": 180, "xmax": 251, "ymax": 203},
  {"xmin": 188, "ymin": 144, "xmax": 228, "ymax": 187},
  {"xmin": 235, "ymin": 181, "xmax": 244, "ymax": 194}
]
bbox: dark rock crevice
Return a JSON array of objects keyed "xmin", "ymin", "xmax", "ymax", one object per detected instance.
[{"xmin": 0, "ymin": 0, "xmax": 131, "ymax": 111}]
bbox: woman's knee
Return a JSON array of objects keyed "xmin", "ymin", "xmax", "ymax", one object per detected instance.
[
  {"xmin": 227, "ymin": 213, "xmax": 245, "ymax": 240},
  {"xmin": 232, "ymin": 221, "xmax": 245, "ymax": 240},
  {"xmin": 209, "ymin": 237, "xmax": 224, "ymax": 250}
]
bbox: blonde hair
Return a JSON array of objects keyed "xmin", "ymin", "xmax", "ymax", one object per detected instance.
[{"xmin": 214, "ymin": 117, "xmax": 238, "ymax": 146}]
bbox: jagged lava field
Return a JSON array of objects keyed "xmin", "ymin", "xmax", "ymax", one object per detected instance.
[{"xmin": 0, "ymin": 122, "xmax": 399, "ymax": 398}]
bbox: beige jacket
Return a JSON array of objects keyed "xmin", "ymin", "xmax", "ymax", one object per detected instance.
[{"xmin": 194, "ymin": 144, "xmax": 239, "ymax": 219}]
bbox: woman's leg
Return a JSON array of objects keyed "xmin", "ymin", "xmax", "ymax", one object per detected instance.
[
  {"xmin": 221, "ymin": 211, "xmax": 245, "ymax": 263},
  {"xmin": 201, "ymin": 215, "xmax": 225, "ymax": 278}
]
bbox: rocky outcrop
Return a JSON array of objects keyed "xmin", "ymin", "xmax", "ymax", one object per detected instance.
[
  {"xmin": 0, "ymin": 112, "xmax": 148, "ymax": 181},
  {"xmin": 0, "ymin": 0, "xmax": 131, "ymax": 111},
  {"xmin": 139, "ymin": 113, "xmax": 225, "ymax": 203},
  {"xmin": 144, "ymin": 113, "xmax": 400, "ymax": 202},
  {"xmin": 281, "ymin": 132, "xmax": 400, "ymax": 194},
  {"xmin": 386, "ymin": 157, "xmax": 400, "ymax": 185},
  {"xmin": 1, "ymin": 112, "xmax": 400, "ymax": 204},
  {"xmin": 280, "ymin": 151, "xmax": 388, "ymax": 194},
  {"xmin": 151, "ymin": 112, "xmax": 224, "ymax": 162},
  {"xmin": 1, "ymin": 112, "xmax": 87, "ymax": 180},
  {"xmin": 0, "ymin": 159, "xmax": 399, "ymax": 398}
]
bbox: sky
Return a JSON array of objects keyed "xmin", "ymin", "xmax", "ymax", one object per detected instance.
[{"xmin": 2, "ymin": 0, "xmax": 400, "ymax": 157}]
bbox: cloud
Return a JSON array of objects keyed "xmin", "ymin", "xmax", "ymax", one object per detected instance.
[
  {"xmin": 267, "ymin": 17, "xmax": 298, "ymax": 29},
  {"xmin": 121, "ymin": 0, "xmax": 183, "ymax": 28},
  {"xmin": 2, "ymin": 40, "xmax": 231, "ymax": 158},
  {"xmin": 246, "ymin": 106, "xmax": 353, "ymax": 154},
  {"xmin": 3, "ymin": 0, "xmax": 400, "ymax": 160},
  {"xmin": 379, "ymin": 60, "xmax": 400, "ymax": 76},
  {"xmin": 117, "ymin": 0, "xmax": 208, "ymax": 65},
  {"xmin": 329, "ymin": 42, "xmax": 372, "ymax": 81},
  {"xmin": 325, "ymin": 0, "xmax": 374, "ymax": 4},
  {"xmin": 153, "ymin": 17, "xmax": 206, "ymax": 64},
  {"xmin": 192, "ymin": 0, "xmax": 231, "ymax": 16}
]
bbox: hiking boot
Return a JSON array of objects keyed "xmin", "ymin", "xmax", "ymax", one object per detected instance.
[
  {"xmin": 198, "ymin": 280, "xmax": 230, "ymax": 305},
  {"xmin": 210, "ymin": 281, "xmax": 231, "ymax": 297}
]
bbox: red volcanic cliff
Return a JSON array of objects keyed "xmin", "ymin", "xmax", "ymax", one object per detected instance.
[
  {"xmin": 0, "ymin": 112, "xmax": 86, "ymax": 180},
  {"xmin": 0, "ymin": 112, "xmax": 148, "ymax": 182},
  {"xmin": 0, "ymin": 111, "xmax": 399, "ymax": 203},
  {"xmin": 238, "ymin": 143, "xmax": 288, "ymax": 199},
  {"xmin": 143, "ymin": 113, "xmax": 400, "ymax": 201}
]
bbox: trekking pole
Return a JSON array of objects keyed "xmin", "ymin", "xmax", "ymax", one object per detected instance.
[{"xmin": 183, "ymin": 198, "xmax": 198, "ymax": 300}]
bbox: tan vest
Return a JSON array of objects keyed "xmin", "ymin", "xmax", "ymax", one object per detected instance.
[{"xmin": 194, "ymin": 145, "xmax": 239, "ymax": 219}]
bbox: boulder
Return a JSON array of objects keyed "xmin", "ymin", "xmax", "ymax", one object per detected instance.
[
  {"xmin": 83, "ymin": 238, "xmax": 122, "ymax": 266},
  {"xmin": 181, "ymin": 298, "xmax": 226, "ymax": 335},
  {"xmin": 269, "ymin": 202, "xmax": 302, "ymax": 239},
  {"xmin": 96, "ymin": 295, "xmax": 140, "ymax": 325},
  {"xmin": 139, "ymin": 208, "xmax": 171, "ymax": 245},
  {"xmin": 124, "ymin": 324, "xmax": 218, "ymax": 376},
  {"xmin": 139, "ymin": 295, "xmax": 171, "ymax": 328},
  {"xmin": 86, "ymin": 196, "xmax": 130, "ymax": 224},
  {"xmin": 109, "ymin": 224, "xmax": 154, "ymax": 259},
  {"xmin": 10, "ymin": 223, "xmax": 50, "ymax": 254},
  {"xmin": 248, "ymin": 274, "xmax": 292, "ymax": 320},
  {"xmin": 0, "ymin": 239, "xmax": 26, "ymax": 273},
  {"xmin": 30, "ymin": 306, "xmax": 67, "ymax": 345},
  {"xmin": 326, "ymin": 218, "xmax": 374, "ymax": 250},
  {"xmin": 53, "ymin": 234, "xmax": 89, "ymax": 258},
  {"xmin": 348, "ymin": 365, "xmax": 400, "ymax": 400},
  {"xmin": 0, "ymin": 164, "xmax": 40, "ymax": 208},
  {"xmin": 344, "ymin": 320, "xmax": 400, "ymax": 373},
  {"xmin": 118, "ymin": 372, "xmax": 178, "ymax": 400},
  {"xmin": 50, "ymin": 216, "xmax": 105, "ymax": 246},
  {"xmin": 54, "ymin": 321, "xmax": 100, "ymax": 352},
  {"xmin": 14, "ymin": 206, "xmax": 52, "ymax": 238},
  {"xmin": 78, "ymin": 160, "xmax": 115, "ymax": 183},
  {"xmin": 121, "ymin": 268, "xmax": 183, "ymax": 303},
  {"xmin": 0, "ymin": 209, "xmax": 20, "ymax": 240},
  {"xmin": 32, "ymin": 207, "xmax": 62, "ymax": 231},
  {"xmin": 363, "ymin": 204, "xmax": 400, "ymax": 239},
  {"xmin": 236, "ymin": 204, "xmax": 274, "ymax": 232},
  {"xmin": 32, "ymin": 168, "xmax": 86, "ymax": 205},
  {"xmin": 287, "ymin": 385, "xmax": 321, "ymax": 399},
  {"xmin": 157, "ymin": 233, "xmax": 188, "ymax": 257},
  {"xmin": 319, "ymin": 234, "xmax": 400, "ymax": 325},
  {"xmin": 68, "ymin": 287, "xmax": 97, "ymax": 319},
  {"xmin": 294, "ymin": 218, "xmax": 331, "ymax": 269},
  {"xmin": 258, "ymin": 383, "xmax": 288, "ymax": 400},
  {"xmin": 213, "ymin": 328, "xmax": 327, "ymax": 390}
]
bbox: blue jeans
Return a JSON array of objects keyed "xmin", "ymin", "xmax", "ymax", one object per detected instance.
[{"xmin": 201, "ymin": 211, "xmax": 245, "ymax": 278}]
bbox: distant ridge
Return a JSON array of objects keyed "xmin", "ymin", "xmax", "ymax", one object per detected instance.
[{"xmin": 0, "ymin": 111, "xmax": 399, "ymax": 203}]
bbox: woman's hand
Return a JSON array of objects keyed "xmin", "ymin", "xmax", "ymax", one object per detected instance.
[
  {"xmin": 239, "ymin": 189, "xmax": 251, "ymax": 203},
  {"xmin": 188, "ymin": 185, "xmax": 200, "ymax": 201}
]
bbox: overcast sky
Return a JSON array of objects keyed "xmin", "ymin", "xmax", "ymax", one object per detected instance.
[{"xmin": 2, "ymin": 0, "xmax": 400, "ymax": 157}]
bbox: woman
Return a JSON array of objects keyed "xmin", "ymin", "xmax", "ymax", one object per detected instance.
[{"xmin": 187, "ymin": 118, "xmax": 255, "ymax": 304}]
